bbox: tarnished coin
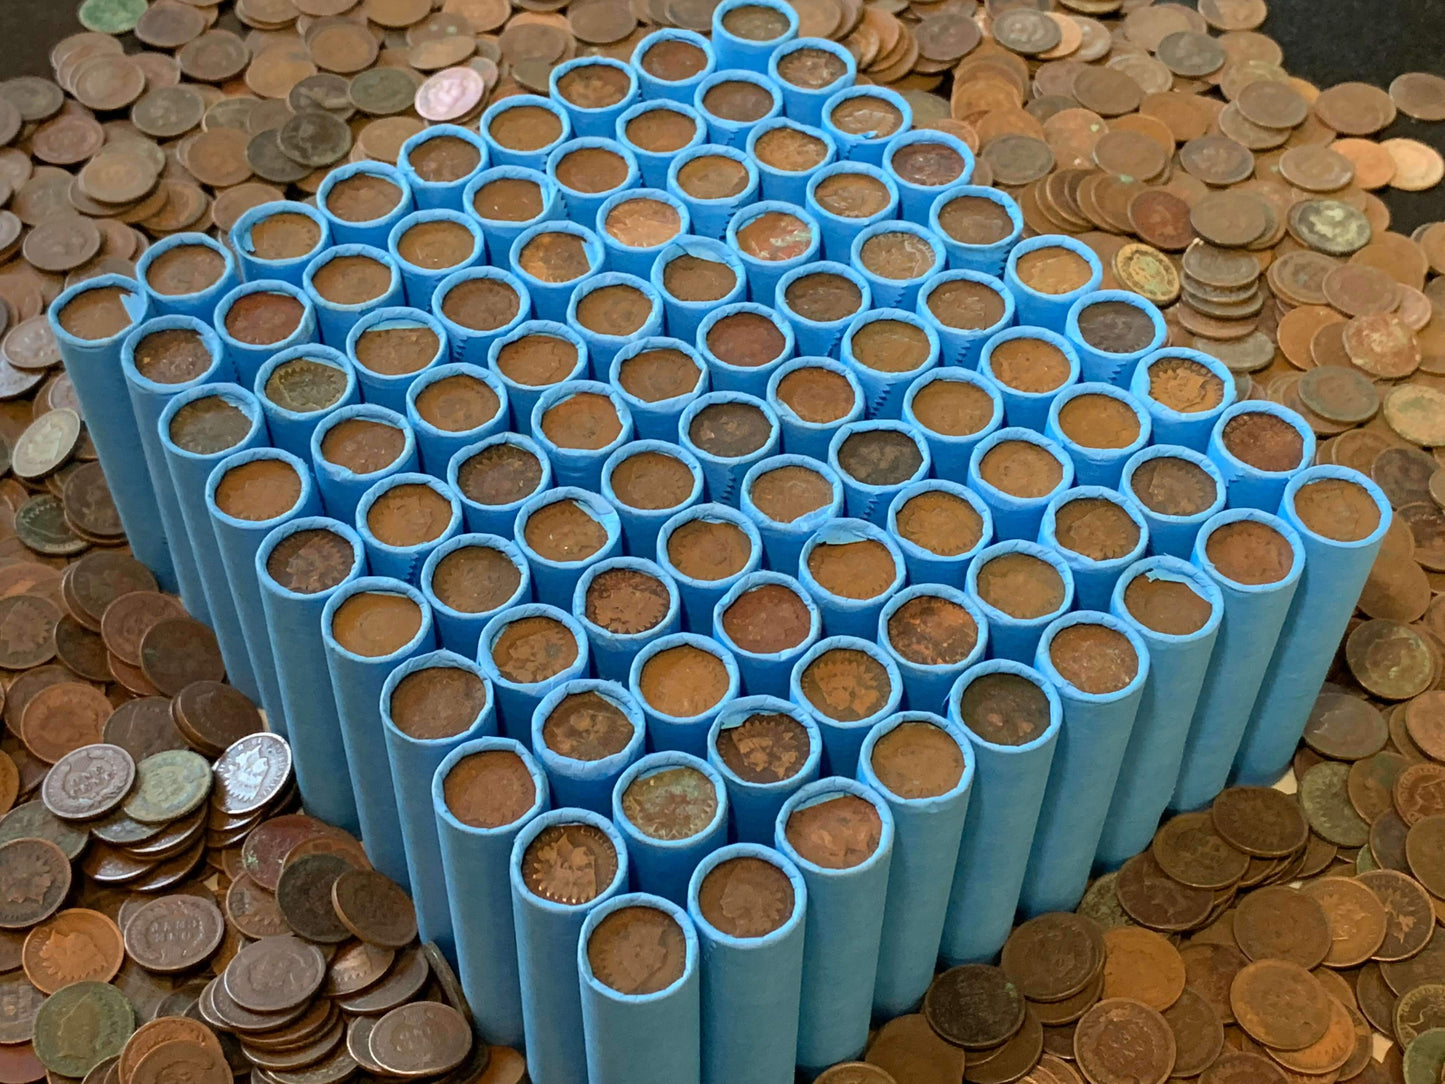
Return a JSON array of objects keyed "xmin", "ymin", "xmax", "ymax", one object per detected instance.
[
  {"xmin": 1229, "ymin": 960, "xmax": 1332, "ymax": 1050},
  {"xmin": 368, "ymin": 1001, "xmax": 471, "ymax": 1077},
  {"xmin": 0, "ymin": 837, "xmax": 71, "ymax": 929},
  {"xmin": 1299, "ymin": 876, "xmax": 1389, "ymax": 967},
  {"xmin": 276, "ymin": 852, "xmax": 353, "ymax": 944},
  {"xmin": 924, "ymin": 964, "xmax": 1026, "ymax": 1049},
  {"xmin": 1232, "ymin": 885, "xmax": 1332, "ymax": 968},
  {"xmin": 1073, "ymin": 998, "xmax": 1176, "ymax": 1084},
  {"xmin": 123, "ymin": 749, "xmax": 212, "ymax": 824},
  {"xmin": 21, "ymin": 909, "xmax": 123, "ymax": 993},
  {"xmin": 331, "ymin": 869, "xmax": 418, "ymax": 949},
  {"xmin": 1000, "ymin": 913, "xmax": 1106, "ymax": 1003},
  {"xmin": 31, "ymin": 980, "xmax": 133, "ymax": 1078},
  {"xmin": 40, "ymin": 744, "xmax": 134, "ymax": 821},
  {"xmin": 222, "ymin": 935, "xmax": 327, "ymax": 1012},
  {"xmin": 1211, "ymin": 786, "xmax": 1310, "ymax": 857},
  {"xmin": 12, "ymin": 408, "xmax": 79, "ymax": 481},
  {"xmin": 1151, "ymin": 811, "xmax": 1249, "ymax": 890}
]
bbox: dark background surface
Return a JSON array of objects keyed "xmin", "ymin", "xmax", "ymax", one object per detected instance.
[{"xmin": 1, "ymin": 0, "xmax": 1443, "ymax": 229}]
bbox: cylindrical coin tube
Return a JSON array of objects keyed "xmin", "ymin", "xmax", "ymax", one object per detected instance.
[
  {"xmin": 613, "ymin": 751, "xmax": 730, "ymax": 902},
  {"xmin": 941, "ymin": 659, "xmax": 1061, "ymax": 964},
  {"xmin": 915, "ymin": 268, "xmax": 1013, "ymax": 369},
  {"xmin": 767, "ymin": 38, "xmax": 854, "ymax": 126},
  {"xmin": 746, "ymin": 118, "xmax": 838, "ymax": 205},
  {"xmin": 508, "ymin": 808, "xmax": 629, "ymax": 1084},
  {"xmin": 1120, "ymin": 444, "xmax": 1227, "ymax": 560},
  {"xmin": 677, "ymin": 391, "xmax": 782, "ymax": 505},
  {"xmin": 820, "ymin": 84, "xmax": 913, "ymax": 165},
  {"xmin": 849, "ymin": 220, "xmax": 944, "ymax": 311},
  {"xmin": 1130, "ymin": 347, "xmax": 1237, "ymax": 453},
  {"xmin": 805, "ymin": 161, "xmax": 899, "ymax": 263},
  {"xmin": 380, "ymin": 649, "xmax": 497, "ymax": 953},
  {"xmin": 344, "ymin": 305, "xmax": 448, "ymax": 411},
  {"xmin": 711, "ymin": 571, "xmax": 823, "ymax": 697},
  {"xmin": 766, "ymin": 356, "xmax": 865, "ymax": 460},
  {"xmin": 547, "ymin": 137, "xmax": 641, "ymax": 227},
  {"xmin": 254, "ymin": 517, "xmax": 366, "ymax": 833},
  {"xmin": 404, "ymin": 361, "xmax": 509, "ymax": 475},
  {"xmin": 827, "ymin": 419, "xmax": 932, "ymax": 524},
  {"xmin": 507, "ymin": 220, "xmax": 603, "ymax": 323},
  {"xmin": 712, "ymin": 0, "xmax": 798, "ymax": 70},
  {"xmin": 665, "ymin": 149, "xmax": 760, "ymax": 242},
  {"xmin": 550, "ymin": 57, "xmax": 641, "ymax": 139},
  {"xmin": 1172, "ymin": 508, "xmax": 1305, "ymax": 811},
  {"xmin": 608, "ymin": 337, "xmax": 709, "ymax": 443},
  {"xmin": 354, "ymin": 472, "xmax": 463, "ymax": 584},
  {"xmin": 695, "ymin": 301, "xmax": 796, "ymax": 395},
  {"xmin": 308, "ymin": 402, "xmax": 419, "ymax": 522},
  {"xmin": 739, "ymin": 454, "xmax": 843, "ymax": 573},
  {"xmin": 486, "ymin": 319, "xmax": 588, "ymax": 428},
  {"xmin": 320, "ymin": 576, "xmax": 435, "ymax": 885},
  {"xmin": 158, "ymin": 383, "xmax": 268, "ymax": 701},
  {"xmin": 929, "ymin": 183, "xmax": 1024, "ymax": 275},
  {"xmin": 693, "ymin": 69, "xmax": 783, "ymax": 148},
  {"xmin": 649, "ymin": 236, "xmax": 748, "ymax": 340},
  {"xmin": 385, "ymin": 210, "xmax": 486, "ymax": 311},
  {"xmin": 725, "ymin": 200, "xmax": 822, "ymax": 304},
  {"xmin": 595, "ymin": 187, "xmax": 692, "ymax": 279},
  {"xmin": 531, "ymin": 679, "xmax": 644, "ymax": 815},
  {"xmin": 572, "ymin": 557, "xmax": 683, "ymax": 683},
  {"xmin": 615, "ymin": 101, "xmax": 707, "ymax": 188},
  {"xmin": 1019, "ymin": 611, "xmax": 1150, "ymax": 915},
  {"xmin": 230, "ymin": 200, "xmax": 331, "ymax": 286},
  {"xmin": 656, "ymin": 502, "xmax": 765, "ymax": 632},
  {"xmin": 479, "ymin": 94, "xmax": 572, "ymax": 170},
  {"xmin": 212, "ymin": 279, "xmax": 318, "ymax": 387},
  {"xmin": 252, "ymin": 344, "xmax": 359, "ymax": 459},
  {"xmin": 204, "ymin": 446, "xmax": 322, "ymax": 738},
  {"xmin": 430, "ymin": 266, "xmax": 533, "ymax": 366},
  {"xmin": 566, "ymin": 272, "xmax": 664, "ymax": 374},
  {"xmin": 686, "ymin": 843, "xmax": 807, "ymax": 1084},
  {"xmin": 1064, "ymin": 289, "xmax": 1167, "ymax": 386},
  {"xmin": 447, "ymin": 432, "xmax": 554, "ymax": 538},
  {"xmin": 1234, "ymin": 466, "xmax": 1391, "ymax": 785},
  {"xmin": 882, "ymin": 129, "xmax": 976, "ymax": 224},
  {"xmin": 789, "ymin": 636, "xmax": 903, "ymax": 775},
  {"xmin": 966, "ymin": 427, "xmax": 1075, "ymax": 541},
  {"xmin": 706, "ymin": 699, "xmax": 821, "ymax": 840},
  {"xmin": 839, "ymin": 310, "xmax": 939, "ymax": 419},
  {"xmin": 513, "ymin": 486, "xmax": 624, "ymax": 608},
  {"xmin": 1004, "ymin": 234, "xmax": 1104, "ymax": 333},
  {"xmin": 421, "ymin": 532, "xmax": 532, "ymax": 657},
  {"xmin": 772, "ymin": 260, "xmax": 871, "ymax": 358},
  {"xmin": 633, "ymin": 28, "xmax": 716, "ymax": 103},
  {"xmin": 305, "ymin": 244, "xmax": 405, "ymax": 348},
  {"xmin": 1039, "ymin": 486, "xmax": 1150, "ymax": 611},
  {"xmin": 135, "ymin": 233, "xmax": 239, "ymax": 321},
  {"xmin": 901, "ymin": 369, "xmax": 1003, "ymax": 480},
  {"xmin": 629, "ymin": 634, "xmax": 742, "ymax": 755},
  {"xmin": 858, "ymin": 711, "xmax": 975, "ymax": 1017},
  {"xmin": 530, "ymin": 380, "xmax": 635, "ymax": 491},
  {"xmin": 964, "ymin": 539, "xmax": 1076, "ymax": 663},
  {"xmin": 978, "ymin": 325, "xmax": 1081, "ymax": 430},
  {"xmin": 1207, "ymin": 400, "xmax": 1317, "ymax": 512},
  {"xmin": 876, "ymin": 586, "xmax": 989, "ymax": 715},
  {"xmin": 1096, "ymin": 556, "xmax": 1223, "ymax": 866},
  {"xmin": 600, "ymin": 440, "xmax": 705, "ymax": 560},
  {"xmin": 578, "ymin": 892, "xmax": 702, "ymax": 1084},
  {"xmin": 119, "ymin": 312, "xmax": 231, "ymax": 602},
  {"xmin": 797, "ymin": 517, "xmax": 907, "ymax": 638},
  {"xmin": 477, "ymin": 603, "xmax": 592, "ymax": 739},
  {"xmin": 462, "ymin": 166, "xmax": 564, "ymax": 252},
  {"xmin": 396, "ymin": 124, "xmax": 490, "ymax": 212},
  {"xmin": 775, "ymin": 777, "xmax": 894, "ymax": 1073},
  {"xmin": 317, "ymin": 161, "xmax": 415, "ymax": 247},
  {"xmin": 886, "ymin": 480, "xmax": 995, "ymax": 588},
  {"xmin": 431, "ymin": 736, "xmax": 548, "ymax": 1046}
]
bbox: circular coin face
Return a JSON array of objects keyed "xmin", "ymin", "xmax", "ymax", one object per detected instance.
[
  {"xmin": 331, "ymin": 869, "xmax": 418, "ymax": 949},
  {"xmin": 924, "ymin": 964, "xmax": 1026, "ymax": 1048},
  {"xmin": 1074, "ymin": 998, "xmax": 1177, "ymax": 1084}
]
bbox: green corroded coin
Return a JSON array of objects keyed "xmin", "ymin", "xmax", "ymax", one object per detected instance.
[
  {"xmin": 123, "ymin": 749, "xmax": 212, "ymax": 824},
  {"xmin": 0, "ymin": 800, "xmax": 88, "ymax": 860},
  {"xmin": 32, "ymin": 981, "xmax": 134, "ymax": 1078},
  {"xmin": 1403, "ymin": 1029, "xmax": 1445, "ymax": 1084},
  {"xmin": 1286, "ymin": 199, "xmax": 1372, "ymax": 256},
  {"xmin": 77, "ymin": 0, "xmax": 148, "ymax": 34},
  {"xmin": 1299, "ymin": 761, "xmax": 1371, "ymax": 848}
]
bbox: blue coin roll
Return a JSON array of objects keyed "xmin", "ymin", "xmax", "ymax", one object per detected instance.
[
  {"xmin": 773, "ymin": 260, "xmax": 871, "ymax": 357},
  {"xmin": 308, "ymin": 402, "xmax": 419, "ymax": 522},
  {"xmin": 550, "ymin": 57, "xmax": 641, "ymax": 138},
  {"xmin": 916, "ymin": 269, "xmax": 1014, "ymax": 368},
  {"xmin": 547, "ymin": 137, "xmax": 641, "ymax": 227},
  {"xmin": 317, "ymin": 161, "xmax": 415, "ymax": 247},
  {"xmin": 712, "ymin": 0, "xmax": 798, "ymax": 70},
  {"xmin": 677, "ymin": 391, "xmax": 782, "ymax": 505},
  {"xmin": 212, "ymin": 279, "xmax": 319, "ymax": 387},
  {"xmin": 1004, "ymin": 234, "xmax": 1103, "ymax": 333},
  {"xmin": 686, "ymin": 843, "xmax": 807, "ymax": 1084},
  {"xmin": 578, "ymin": 892, "xmax": 702, "ymax": 1084},
  {"xmin": 726, "ymin": 200, "xmax": 822, "ymax": 303},
  {"xmin": 566, "ymin": 272, "xmax": 665, "ymax": 374},
  {"xmin": 530, "ymin": 380, "xmax": 635, "ymax": 491},
  {"xmin": 135, "ymin": 233, "xmax": 239, "ymax": 321},
  {"xmin": 462, "ymin": 166, "xmax": 564, "ymax": 252},
  {"xmin": 941, "ymin": 659, "xmax": 1061, "ymax": 963},
  {"xmin": 420, "ymin": 532, "xmax": 533, "ymax": 657},
  {"xmin": 1207, "ymin": 401, "xmax": 1317, "ymax": 512},
  {"xmin": 711, "ymin": 570, "xmax": 823, "ymax": 698},
  {"xmin": 1097, "ymin": 556, "xmax": 1223, "ymax": 867},
  {"xmin": 766, "ymin": 38, "xmax": 855, "ymax": 126},
  {"xmin": 978, "ymin": 325, "xmax": 1081, "ymax": 431},
  {"xmin": 739, "ymin": 454, "xmax": 843, "ymax": 573},
  {"xmin": 596, "ymin": 188, "xmax": 693, "ymax": 279},
  {"xmin": 1020, "ymin": 611, "xmax": 1150, "ymax": 915},
  {"xmin": 380, "ymin": 649, "xmax": 497, "ymax": 955},
  {"xmin": 477, "ymin": 602, "xmax": 592, "ymax": 739},
  {"xmin": 1173, "ymin": 508, "xmax": 1305, "ymax": 811},
  {"xmin": 1130, "ymin": 347, "xmax": 1238, "ymax": 453},
  {"xmin": 1044, "ymin": 382, "xmax": 1152, "ymax": 489},
  {"xmin": 882, "ymin": 129, "xmax": 976, "ymax": 225},
  {"xmin": 820, "ymin": 85, "xmax": 913, "ymax": 165},
  {"xmin": 252, "ymin": 344, "xmax": 359, "ymax": 459},
  {"xmin": 840, "ymin": 308, "xmax": 939, "ymax": 419},
  {"xmin": 797, "ymin": 517, "xmax": 907, "ymax": 639},
  {"xmin": 1038, "ymin": 486, "xmax": 1150, "ymax": 611},
  {"xmin": 629, "ymin": 633, "xmax": 742, "ymax": 755},
  {"xmin": 320, "ymin": 575, "xmax": 436, "ymax": 885},
  {"xmin": 479, "ymin": 94, "xmax": 572, "ymax": 170},
  {"xmin": 745, "ymin": 118, "xmax": 838, "ymax": 205},
  {"xmin": 849, "ymin": 220, "xmax": 944, "ymax": 311},
  {"xmin": 396, "ymin": 124, "xmax": 490, "ymax": 211},
  {"xmin": 828, "ymin": 419, "xmax": 932, "ymax": 522},
  {"xmin": 695, "ymin": 301, "xmax": 796, "ymax": 395},
  {"xmin": 1120, "ymin": 444, "xmax": 1228, "ymax": 560},
  {"xmin": 789, "ymin": 635, "xmax": 903, "ymax": 776},
  {"xmin": 1235, "ymin": 467, "xmax": 1392, "ymax": 785},
  {"xmin": 431, "ymin": 736, "xmax": 548, "ymax": 1046},
  {"xmin": 447, "ymin": 432, "xmax": 554, "ymax": 538},
  {"xmin": 403, "ymin": 362, "xmax": 510, "ymax": 477},
  {"xmin": 886, "ymin": 480, "xmax": 995, "ymax": 589},
  {"xmin": 857, "ymin": 712, "xmax": 975, "ymax": 1017},
  {"xmin": 487, "ymin": 320, "xmax": 589, "ymax": 430},
  {"xmin": 1065, "ymin": 289, "xmax": 1167, "ymax": 386},
  {"xmin": 572, "ymin": 556, "xmax": 683, "ymax": 683},
  {"xmin": 531, "ymin": 678, "xmax": 647, "ymax": 814},
  {"xmin": 649, "ymin": 236, "xmax": 749, "ymax": 340},
  {"xmin": 386, "ymin": 210, "xmax": 487, "ymax": 311},
  {"xmin": 615, "ymin": 101, "xmax": 707, "ymax": 187},
  {"xmin": 965, "ymin": 539, "xmax": 1076, "ymax": 664},
  {"xmin": 254, "ymin": 517, "xmax": 366, "ymax": 834},
  {"xmin": 766, "ymin": 357, "xmax": 866, "ymax": 460},
  {"xmin": 967, "ymin": 427, "xmax": 1075, "ymax": 541},
  {"xmin": 694, "ymin": 69, "xmax": 783, "ymax": 149},
  {"xmin": 876, "ymin": 585, "xmax": 989, "ymax": 715},
  {"xmin": 600, "ymin": 440, "xmax": 705, "ymax": 560},
  {"xmin": 633, "ymin": 29, "xmax": 716, "ymax": 102},
  {"xmin": 230, "ymin": 200, "xmax": 330, "ymax": 285},
  {"xmin": 302, "ymin": 244, "xmax": 404, "ymax": 349},
  {"xmin": 613, "ymin": 751, "xmax": 730, "ymax": 903},
  {"xmin": 609, "ymin": 337, "xmax": 709, "ymax": 443},
  {"xmin": 431, "ymin": 266, "xmax": 533, "ymax": 366},
  {"xmin": 665, "ymin": 148, "xmax": 760, "ymax": 242},
  {"xmin": 706, "ymin": 698, "xmax": 822, "ymax": 842},
  {"xmin": 345, "ymin": 306, "xmax": 449, "ymax": 411},
  {"xmin": 929, "ymin": 184, "xmax": 1023, "ymax": 276},
  {"xmin": 805, "ymin": 160, "xmax": 899, "ymax": 263},
  {"xmin": 901, "ymin": 369, "xmax": 1004, "ymax": 481},
  {"xmin": 354, "ymin": 472, "xmax": 463, "ymax": 584},
  {"xmin": 508, "ymin": 221, "xmax": 603, "ymax": 323},
  {"xmin": 514, "ymin": 486, "xmax": 623, "ymax": 608},
  {"xmin": 775, "ymin": 777, "xmax": 895, "ymax": 1074}
]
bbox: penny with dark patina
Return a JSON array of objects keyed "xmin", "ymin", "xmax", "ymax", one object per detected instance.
[
  {"xmin": 331, "ymin": 869, "xmax": 418, "ymax": 950},
  {"xmin": 924, "ymin": 964, "xmax": 1027, "ymax": 1049}
]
